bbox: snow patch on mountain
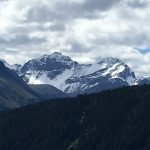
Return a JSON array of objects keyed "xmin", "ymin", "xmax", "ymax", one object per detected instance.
[{"xmin": 27, "ymin": 68, "xmax": 74, "ymax": 90}]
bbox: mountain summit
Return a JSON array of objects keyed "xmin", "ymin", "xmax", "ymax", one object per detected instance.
[{"xmin": 20, "ymin": 52, "xmax": 78, "ymax": 73}]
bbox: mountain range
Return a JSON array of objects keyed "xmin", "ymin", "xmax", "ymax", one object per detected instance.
[
  {"xmin": 1, "ymin": 52, "xmax": 150, "ymax": 110},
  {"xmin": 2, "ymin": 52, "xmax": 149, "ymax": 94}
]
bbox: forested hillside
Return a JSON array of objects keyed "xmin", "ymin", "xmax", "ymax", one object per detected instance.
[{"xmin": 0, "ymin": 85, "xmax": 150, "ymax": 150}]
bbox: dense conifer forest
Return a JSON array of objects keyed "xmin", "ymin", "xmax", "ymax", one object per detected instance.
[{"xmin": 1, "ymin": 85, "xmax": 150, "ymax": 150}]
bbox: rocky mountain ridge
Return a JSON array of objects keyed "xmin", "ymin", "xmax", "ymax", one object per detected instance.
[{"xmin": 1, "ymin": 52, "xmax": 149, "ymax": 95}]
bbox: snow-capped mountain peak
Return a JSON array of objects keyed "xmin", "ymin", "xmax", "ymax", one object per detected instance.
[
  {"xmin": 36, "ymin": 52, "xmax": 72, "ymax": 63},
  {"xmin": 21, "ymin": 52, "xmax": 79, "ymax": 73},
  {"xmin": 94, "ymin": 57, "xmax": 135, "ymax": 84},
  {"xmin": 45, "ymin": 52, "xmax": 69, "ymax": 60}
]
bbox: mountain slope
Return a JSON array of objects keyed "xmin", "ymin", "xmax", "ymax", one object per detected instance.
[
  {"xmin": 0, "ymin": 61, "xmax": 40, "ymax": 110},
  {"xmin": 0, "ymin": 85, "xmax": 150, "ymax": 150},
  {"xmin": 29, "ymin": 84, "xmax": 68, "ymax": 99},
  {"xmin": 19, "ymin": 52, "xmax": 136, "ymax": 95}
]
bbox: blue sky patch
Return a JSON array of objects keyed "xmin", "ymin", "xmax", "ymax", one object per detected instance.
[{"xmin": 136, "ymin": 48, "xmax": 150, "ymax": 54}]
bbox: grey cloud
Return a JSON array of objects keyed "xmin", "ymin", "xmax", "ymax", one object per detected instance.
[
  {"xmin": 0, "ymin": 34, "xmax": 47, "ymax": 47},
  {"xmin": 86, "ymin": 28, "xmax": 150, "ymax": 48},
  {"xmin": 11, "ymin": 34, "xmax": 46, "ymax": 46},
  {"xmin": 25, "ymin": 6, "xmax": 71, "ymax": 23},
  {"xmin": 127, "ymin": 0, "xmax": 149, "ymax": 8},
  {"xmin": 105, "ymin": 32, "xmax": 150, "ymax": 47},
  {"xmin": 83, "ymin": 0, "xmax": 121, "ymax": 11},
  {"xmin": 26, "ymin": 6, "xmax": 51, "ymax": 22},
  {"xmin": 0, "ymin": 0, "xmax": 9, "ymax": 2},
  {"xmin": 54, "ymin": 0, "xmax": 122, "ymax": 19},
  {"xmin": 8, "ymin": 24, "xmax": 51, "ymax": 34},
  {"xmin": 50, "ymin": 22, "xmax": 66, "ymax": 31},
  {"xmin": 0, "ymin": 36, "xmax": 7, "ymax": 44},
  {"xmin": 2, "ymin": 49, "xmax": 19, "ymax": 54},
  {"xmin": 24, "ymin": 0, "xmax": 122, "ymax": 24},
  {"xmin": 70, "ymin": 41, "xmax": 91, "ymax": 52}
]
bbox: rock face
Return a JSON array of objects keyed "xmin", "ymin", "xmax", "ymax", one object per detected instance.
[{"xmin": 14, "ymin": 52, "xmax": 137, "ymax": 95}]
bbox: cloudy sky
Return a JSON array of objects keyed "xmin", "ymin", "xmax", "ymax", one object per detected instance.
[{"xmin": 0, "ymin": 0, "xmax": 150, "ymax": 76}]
